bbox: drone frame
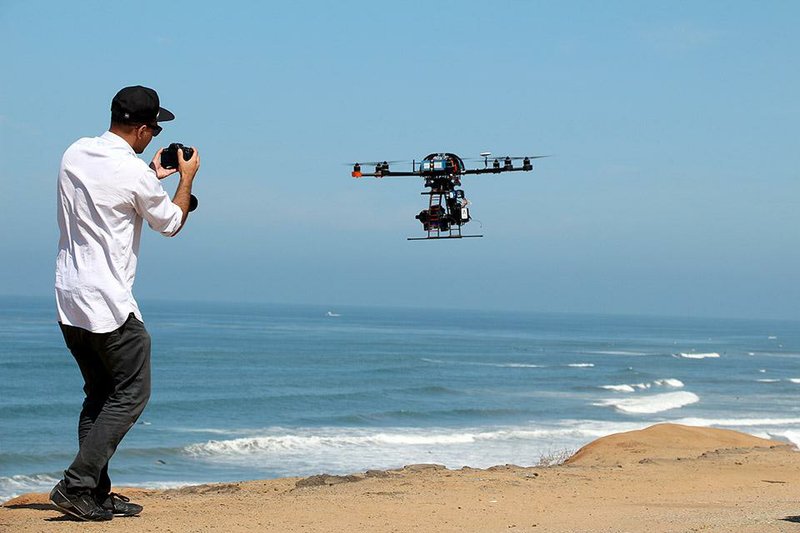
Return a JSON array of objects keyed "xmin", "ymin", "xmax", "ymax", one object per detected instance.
[{"xmin": 351, "ymin": 152, "xmax": 543, "ymax": 240}]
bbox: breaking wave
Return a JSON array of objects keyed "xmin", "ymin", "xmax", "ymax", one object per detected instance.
[
  {"xmin": 600, "ymin": 379, "xmax": 684, "ymax": 393},
  {"xmin": 180, "ymin": 422, "xmax": 650, "ymax": 474},
  {"xmin": 421, "ymin": 358, "xmax": 542, "ymax": 368},
  {"xmin": 0, "ymin": 474, "xmax": 60, "ymax": 504},
  {"xmin": 593, "ymin": 391, "xmax": 700, "ymax": 414},
  {"xmin": 674, "ymin": 352, "xmax": 720, "ymax": 359},
  {"xmin": 582, "ymin": 350, "xmax": 649, "ymax": 356}
]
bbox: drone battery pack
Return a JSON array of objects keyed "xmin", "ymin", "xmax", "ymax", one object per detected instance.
[{"xmin": 420, "ymin": 160, "xmax": 446, "ymax": 171}]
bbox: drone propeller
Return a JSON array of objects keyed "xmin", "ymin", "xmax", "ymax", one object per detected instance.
[
  {"xmin": 497, "ymin": 155, "xmax": 551, "ymax": 160},
  {"xmin": 464, "ymin": 155, "xmax": 550, "ymax": 161},
  {"xmin": 343, "ymin": 160, "xmax": 408, "ymax": 166}
]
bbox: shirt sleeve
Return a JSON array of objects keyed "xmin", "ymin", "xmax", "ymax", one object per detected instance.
[{"xmin": 132, "ymin": 166, "xmax": 184, "ymax": 237}]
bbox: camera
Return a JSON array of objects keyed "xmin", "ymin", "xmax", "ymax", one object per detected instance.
[
  {"xmin": 160, "ymin": 143, "xmax": 199, "ymax": 212},
  {"xmin": 160, "ymin": 143, "xmax": 195, "ymax": 169}
]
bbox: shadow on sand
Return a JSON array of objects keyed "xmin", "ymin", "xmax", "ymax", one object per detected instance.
[
  {"xmin": 3, "ymin": 503, "xmax": 83, "ymax": 522},
  {"xmin": 3, "ymin": 503, "xmax": 54, "ymax": 511}
]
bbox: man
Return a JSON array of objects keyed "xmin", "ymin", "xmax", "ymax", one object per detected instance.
[{"xmin": 49, "ymin": 85, "xmax": 200, "ymax": 521}]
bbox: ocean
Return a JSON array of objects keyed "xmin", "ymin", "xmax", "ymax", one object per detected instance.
[{"xmin": 2, "ymin": 295, "xmax": 799, "ymax": 502}]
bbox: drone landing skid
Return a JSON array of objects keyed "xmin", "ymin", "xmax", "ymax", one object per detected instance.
[{"xmin": 407, "ymin": 234, "xmax": 483, "ymax": 241}]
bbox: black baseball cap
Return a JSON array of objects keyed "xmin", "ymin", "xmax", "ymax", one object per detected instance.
[{"xmin": 111, "ymin": 85, "xmax": 175, "ymax": 124}]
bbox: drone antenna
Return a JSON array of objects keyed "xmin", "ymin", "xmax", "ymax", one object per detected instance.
[{"xmin": 412, "ymin": 159, "xmax": 416, "ymax": 172}]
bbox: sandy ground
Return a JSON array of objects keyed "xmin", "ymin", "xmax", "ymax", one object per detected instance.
[{"xmin": 3, "ymin": 423, "xmax": 800, "ymax": 533}]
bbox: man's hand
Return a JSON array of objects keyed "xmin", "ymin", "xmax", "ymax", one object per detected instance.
[
  {"xmin": 170, "ymin": 147, "xmax": 200, "ymax": 235},
  {"xmin": 149, "ymin": 148, "xmax": 178, "ymax": 180},
  {"xmin": 177, "ymin": 147, "xmax": 200, "ymax": 180}
]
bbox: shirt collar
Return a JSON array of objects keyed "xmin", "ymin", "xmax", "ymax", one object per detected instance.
[{"xmin": 101, "ymin": 131, "xmax": 136, "ymax": 156}]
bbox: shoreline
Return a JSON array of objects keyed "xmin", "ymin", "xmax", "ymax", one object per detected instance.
[{"xmin": 4, "ymin": 424, "xmax": 800, "ymax": 532}]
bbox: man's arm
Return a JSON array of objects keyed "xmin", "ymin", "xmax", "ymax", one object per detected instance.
[{"xmin": 169, "ymin": 147, "xmax": 200, "ymax": 236}]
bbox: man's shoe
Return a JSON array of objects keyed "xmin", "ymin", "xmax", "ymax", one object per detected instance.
[
  {"xmin": 49, "ymin": 480, "xmax": 113, "ymax": 521},
  {"xmin": 99, "ymin": 492, "xmax": 143, "ymax": 517}
]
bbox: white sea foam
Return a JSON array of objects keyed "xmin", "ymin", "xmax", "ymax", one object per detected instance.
[
  {"xmin": 188, "ymin": 431, "xmax": 487, "ymax": 455},
  {"xmin": 674, "ymin": 352, "xmax": 720, "ymax": 359},
  {"xmin": 679, "ymin": 422, "xmax": 800, "ymax": 448},
  {"xmin": 0, "ymin": 474, "xmax": 60, "ymax": 504},
  {"xmin": 421, "ymin": 358, "xmax": 542, "ymax": 368},
  {"xmin": 567, "ymin": 363, "xmax": 594, "ymax": 368},
  {"xmin": 789, "ymin": 379, "xmax": 800, "ymax": 384},
  {"xmin": 172, "ymin": 427, "xmax": 242, "ymax": 435},
  {"xmin": 672, "ymin": 417, "xmax": 800, "ymax": 427},
  {"xmin": 638, "ymin": 417, "xmax": 800, "ymax": 448},
  {"xmin": 110, "ymin": 414, "xmax": 800, "ymax": 493},
  {"xmin": 601, "ymin": 384, "xmax": 637, "ymax": 393},
  {"xmin": 655, "ymin": 379, "xmax": 684, "ymax": 387},
  {"xmin": 774, "ymin": 431, "xmax": 800, "ymax": 448},
  {"xmin": 0, "ymin": 476, "xmax": 202, "ymax": 505},
  {"xmin": 583, "ymin": 350, "xmax": 649, "ymax": 356},
  {"xmin": 600, "ymin": 379, "xmax": 684, "ymax": 393},
  {"xmin": 756, "ymin": 379, "xmax": 780, "ymax": 383},
  {"xmin": 176, "ymin": 416, "xmax": 800, "ymax": 481},
  {"xmin": 749, "ymin": 351, "xmax": 800, "ymax": 358},
  {"xmin": 180, "ymin": 421, "xmax": 652, "ymax": 476},
  {"xmin": 593, "ymin": 391, "xmax": 700, "ymax": 414}
]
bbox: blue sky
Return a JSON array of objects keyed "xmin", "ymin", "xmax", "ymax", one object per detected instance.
[{"xmin": 1, "ymin": 1, "xmax": 798, "ymax": 319}]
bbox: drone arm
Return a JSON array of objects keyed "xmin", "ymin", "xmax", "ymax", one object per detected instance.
[
  {"xmin": 461, "ymin": 167, "xmax": 533, "ymax": 176},
  {"xmin": 353, "ymin": 171, "xmax": 421, "ymax": 178},
  {"xmin": 380, "ymin": 171, "xmax": 420, "ymax": 177}
]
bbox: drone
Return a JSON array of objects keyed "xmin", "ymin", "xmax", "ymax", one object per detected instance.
[{"xmin": 351, "ymin": 152, "xmax": 546, "ymax": 240}]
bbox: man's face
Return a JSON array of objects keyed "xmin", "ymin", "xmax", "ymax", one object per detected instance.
[{"xmin": 131, "ymin": 123, "xmax": 161, "ymax": 154}]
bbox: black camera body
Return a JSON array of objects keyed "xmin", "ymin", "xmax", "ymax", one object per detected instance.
[
  {"xmin": 160, "ymin": 143, "xmax": 199, "ymax": 212},
  {"xmin": 160, "ymin": 143, "xmax": 194, "ymax": 170}
]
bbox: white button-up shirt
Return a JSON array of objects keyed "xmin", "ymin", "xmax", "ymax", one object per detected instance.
[{"xmin": 55, "ymin": 131, "xmax": 184, "ymax": 333}]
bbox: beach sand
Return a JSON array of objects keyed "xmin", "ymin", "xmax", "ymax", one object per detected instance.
[{"xmin": 3, "ymin": 423, "xmax": 800, "ymax": 532}]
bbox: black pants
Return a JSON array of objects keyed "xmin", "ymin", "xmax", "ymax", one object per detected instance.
[{"xmin": 59, "ymin": 313, "xmax": 151, "ymax": 496}]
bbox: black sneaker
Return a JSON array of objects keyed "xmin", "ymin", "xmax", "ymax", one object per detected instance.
[
  {"xmin": 99, "ymin": 492, "xmax": 143, "ymax": 517},
  {"xmin": 49, "ymin": 480, "xmax": 113, "ymax": 521}
]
